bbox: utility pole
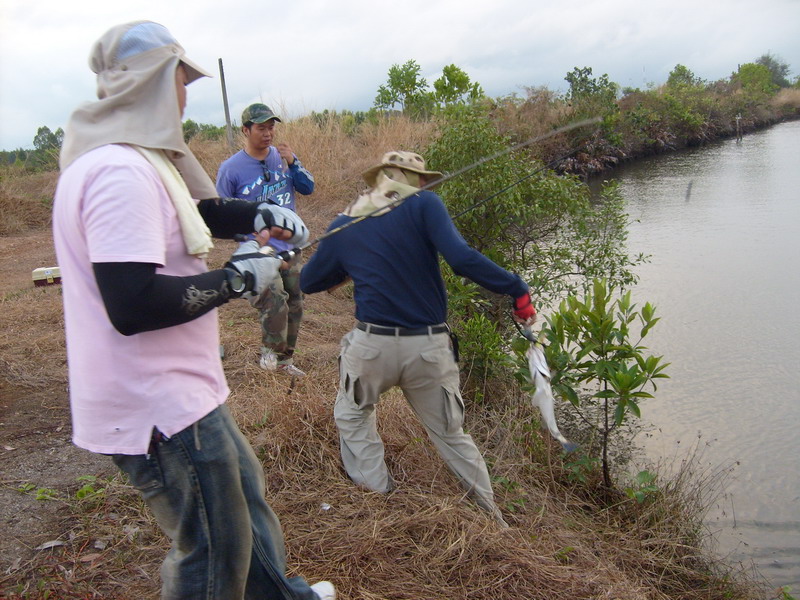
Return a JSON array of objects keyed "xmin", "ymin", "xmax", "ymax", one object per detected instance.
[{"xmin": 218, "ymin": 58, "xmax": 235, "ymax": 150}]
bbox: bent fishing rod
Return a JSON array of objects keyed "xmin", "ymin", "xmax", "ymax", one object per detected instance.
[{"xmin": 272, "ymin": 116, "xmax": 601, "ymax": 260}]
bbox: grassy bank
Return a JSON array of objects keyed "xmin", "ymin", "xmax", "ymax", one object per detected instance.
[
  {"xmin": 488, "ymin": 82, "xmax": 800, "ymax": 179},
  {"xmin": 0, "ymin": 114, "xmax": 780, "ymax": 599}
]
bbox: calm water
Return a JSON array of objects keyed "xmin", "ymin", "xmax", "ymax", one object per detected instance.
[{"xmin": 608, "ymin": 120, "xmax": 800, "ymax": 588}]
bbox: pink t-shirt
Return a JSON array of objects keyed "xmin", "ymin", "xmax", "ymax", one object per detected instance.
[{"xmin": 53, "ymin": 144, "xmax": 228, "ymax": 454}]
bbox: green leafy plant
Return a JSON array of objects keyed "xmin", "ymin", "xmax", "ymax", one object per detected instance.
[
  {"xmin": 432, "ymin": 64, "xmax": 484, "ymax": 106},
  {"xmin": 493, "ymin": 474, "xmax": 530, "ymax": 511},
  {"xmin": 425, "ymin": 104, "xmax": 642, "ymax": 391},
  {"xmin": 254, "ymin": 409, "xmax": 272, "ymax": 428},
  {"xmin": 374, "ymin": 59, "xmax": 434, "ymax": 118},
  {"xmin": 564, "ymin": 66, "xmax": 619, "ymax": 121},
  {"xmin": 374, "ymin": 59, "xmax": 484, "ymax": 118},
  {"xmin": 16, "ymin": 481, "xmax": 59, "ymax": 500},
  {"xmin": 734, "ymin": 63, "xmax": 779, "ymax": 101},
  {"xmin": 624, "ymin": 469, "xmax": 659, "ymax": 503},
  {"xmin": 554, "ymin": 546, "xmax": 576, "ymax": 564},
  {"xmin": 541, "ymin": 278, "xmax": 669, "ymax": 487},
  {"xmin": 35, "ymin": 487, "xmax": 59, "ymax": 501},
  {"xmin": 74, "ymin": 475, "xmax": 107, "ymax": 502},
  {"xmin": 182, "ymin": 119, "xmax": 226, "ymax": 142},
  {"xmin": 778, "ymin": 586, "xmax": 797, "ymax": 600},
  {"xmin": 456, "ymin": 312, "xmax": 514, "ymax": 384},
  {"xmin": 755, "ymin": 53, "xmax": 792, "ymax": 88},
  {"xmin": 563, "ymin": 453, "xmax": 601, "ymax": 485},
  {"xmin": 667, "ymin": 64, "xmax": 705, "ymax": 89},
  {"xmin": 505, "ymin": 497, "xmax": 528, "ymax": 513},
  {"xmin": 29, "ymin": 125, "xmax": 64, "ymax": 171}
]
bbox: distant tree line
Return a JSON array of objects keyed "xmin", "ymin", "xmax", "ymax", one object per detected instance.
[
  {"xmin": 1, "ymin": 126, "xmax": 64, "ymax": 171},
  {"xmin": 181, "ymin": 119, "xmax": 226, "ymax": 143},
  {"xmin": 2, "ymin": 52, "xmax": 797, "ymax": 173}
]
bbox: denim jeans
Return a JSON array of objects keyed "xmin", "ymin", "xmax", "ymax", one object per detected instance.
[{"xmin": 113, "ymin": 405, "xmax": 317, "ymax": 600}]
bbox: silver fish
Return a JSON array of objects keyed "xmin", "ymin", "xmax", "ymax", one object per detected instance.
[{"xmin": 525, "ymin": 327, "xmax": 577, "ymax": 452}]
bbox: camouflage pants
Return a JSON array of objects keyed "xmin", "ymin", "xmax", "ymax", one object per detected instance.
[{"xmin": 249, "ymin": 262, "xmax": 303, "ymax": 362}]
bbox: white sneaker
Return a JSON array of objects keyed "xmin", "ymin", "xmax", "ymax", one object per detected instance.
[
  {"xmin": 277, "ymin": 363, "xmax": 306, "ymax": 377},
  {"xmin": 259, "ymin": 350, "xmax": 278, "ymax": 371},
  {"xmin": 310, "ymin": 580, "xmax": 336, "ymax": 600}
]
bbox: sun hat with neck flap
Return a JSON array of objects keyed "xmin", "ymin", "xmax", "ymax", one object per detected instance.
[
  {"xmin": 59, "ymin": 20, "xmax": 217, "ymax": 199},
  {"xmin": 342, "ymin": 151, "xmax": 445, "ymax": 218},
  {"xmin": 361, "ymin": 151, "xmax": 443, "ymax": 188}
]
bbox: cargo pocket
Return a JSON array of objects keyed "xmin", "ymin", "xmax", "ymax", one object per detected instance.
[
  {"xmin": 418, "ymin": 346, "xmax": 464, "ymax": 433},
  {"xmin": 341, "ymin": 342, "xmax": 381, "ymax": 408},
  {"xmin": 420, "ymin": 347, "xmax": 459, "ymax": 382},
  {"xmin": 442, "ymin": 386, "xmax": 466, "ymax": 435}
]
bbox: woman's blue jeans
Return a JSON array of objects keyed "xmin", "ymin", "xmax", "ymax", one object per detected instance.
[{"xmin": 112, "ymin": 405, "xmax": 317, "ymax": 600}]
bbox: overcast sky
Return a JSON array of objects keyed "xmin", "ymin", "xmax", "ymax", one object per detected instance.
[{"xmin": 1, "ymin": 0, "xmax": 798, "ymax": 150}]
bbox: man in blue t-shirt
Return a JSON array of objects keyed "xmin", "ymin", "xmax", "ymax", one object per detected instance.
[
  {"xmin": 300, "ymin": 150, "xmax": 536, "ymax": 527},
  {"xmin": 216, "ymin": 103, "xmax": 315, "ymax": 376}
]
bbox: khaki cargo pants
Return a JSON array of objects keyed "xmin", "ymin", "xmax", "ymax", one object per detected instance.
[{"xmin": 334, "ymin": 326, "xmax": 501, "ymax": 516}]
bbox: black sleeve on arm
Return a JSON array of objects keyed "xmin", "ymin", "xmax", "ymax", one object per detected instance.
[
  {"xmin": 197, "ymin": 197, "xmax": 259, "ymax": 239},
  {"xmin": 93, "ymin": 262, "xmax": 231, "ymax": 336}
]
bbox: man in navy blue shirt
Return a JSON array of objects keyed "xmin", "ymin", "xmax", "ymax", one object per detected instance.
[
  {"xmin": 300, "ymin": 151, "xmax": 536, "ymax": 526},
  {"xmin": 217, "ymin": 103, "xmax": 314, "ymax": 376}
]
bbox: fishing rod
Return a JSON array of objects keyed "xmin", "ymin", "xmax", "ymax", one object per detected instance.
[
  {"xmin": 272, "ymin": 116, "xmax": 601, "ymax": 260},
  {"xmin": 451, "ymin": 145, "xmax": 586, "ymax": 222}
]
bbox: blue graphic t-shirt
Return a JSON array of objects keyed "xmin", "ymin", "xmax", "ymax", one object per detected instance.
[{"xmin": 215, "ymin": 147, "xmax": 314, "ymax": 251}]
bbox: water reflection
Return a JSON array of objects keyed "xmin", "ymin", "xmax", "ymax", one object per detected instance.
[{"xmin": 604, "ymin": 120, "xmax": 800, "ymax": 588}]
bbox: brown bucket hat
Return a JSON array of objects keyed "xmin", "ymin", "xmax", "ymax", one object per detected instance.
[{"xmin": 361, "ymin": 151, "xmax": 443, "ymax": 187}]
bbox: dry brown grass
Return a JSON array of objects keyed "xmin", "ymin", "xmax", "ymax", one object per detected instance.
[
  {"xmin": 489, "ymin": 87, "xmax": 576, "ymax": 163},
  {"xmin": 0, "ymin": 166, "xmax": 58, "ymax": 235},
  {"xmin": 0, "ymin": 115, "xmax": 770, "ymax": 599},
  {"xmin": 190, "ymin": 113, "xmax": 435, "ymax": 232},
  {"xmin": 771, "ymin": 88, "xmax": 800, "ymax": 112}
]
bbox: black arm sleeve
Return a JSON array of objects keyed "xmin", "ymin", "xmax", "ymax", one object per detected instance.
[
  {"xmin": 93, "ymin": 262, "xmax": 231, "ymax": 336},
  {"xmin": 197, "ymin": 197, "xmax": 259, "ymax": 239}
]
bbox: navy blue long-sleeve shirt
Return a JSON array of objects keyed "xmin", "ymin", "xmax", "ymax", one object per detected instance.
[{"xmin": 300, "ymin": 190, "xmax": 528, "ymax": 328}]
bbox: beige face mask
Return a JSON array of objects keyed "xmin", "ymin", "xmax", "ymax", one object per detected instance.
[
  {"xmin": 59, "ymin": 21, "xmax": 217, "ymax": 200},
  {"xmin": 343, "ymin": 168, "xmax": 424, "ymax": 217}
]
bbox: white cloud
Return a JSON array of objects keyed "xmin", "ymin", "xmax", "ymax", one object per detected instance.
[{"xmin": 1, "ymin": 0, "xmax": 798, "ymax": 149}]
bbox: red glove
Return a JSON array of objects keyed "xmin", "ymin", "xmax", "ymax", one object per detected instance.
[{"xmin": 513, "ymin": 292, "xmax": 536, "ymax": 321}]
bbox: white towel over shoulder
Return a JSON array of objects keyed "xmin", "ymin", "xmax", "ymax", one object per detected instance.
[{"xmin": 132, "ymin": 145, "xmax": 214, "ymax": 258}]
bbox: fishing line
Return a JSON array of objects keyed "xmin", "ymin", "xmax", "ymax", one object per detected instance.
[
  {"xmin": 290, "ymin": 116, "xmax": 601, "ymax": 253},
  {"xmin": 451, "ymin": 147, "xmax": 584, "ymax": 222},
  {"xmin": 430, "ymin": 117, "xmax": 599, "ymax": 190}
]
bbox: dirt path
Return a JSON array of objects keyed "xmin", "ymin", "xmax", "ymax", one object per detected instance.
[{"xmin": 0, "ymin": 231, "xmax": 116, "ymax": 576}]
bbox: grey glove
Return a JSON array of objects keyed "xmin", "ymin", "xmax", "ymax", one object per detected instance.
[
  {"xmin": 254, "ymin": 203, "xmax": 309, "ymax": 246},
  {"xmin": 225, "ymin": 240, "xmax": 281, "ymax": 297}
]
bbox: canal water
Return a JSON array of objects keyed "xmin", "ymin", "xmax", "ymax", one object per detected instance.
[{"xmin": 608, "ymin": 119, "xmax": 800, "ymax": 589}]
